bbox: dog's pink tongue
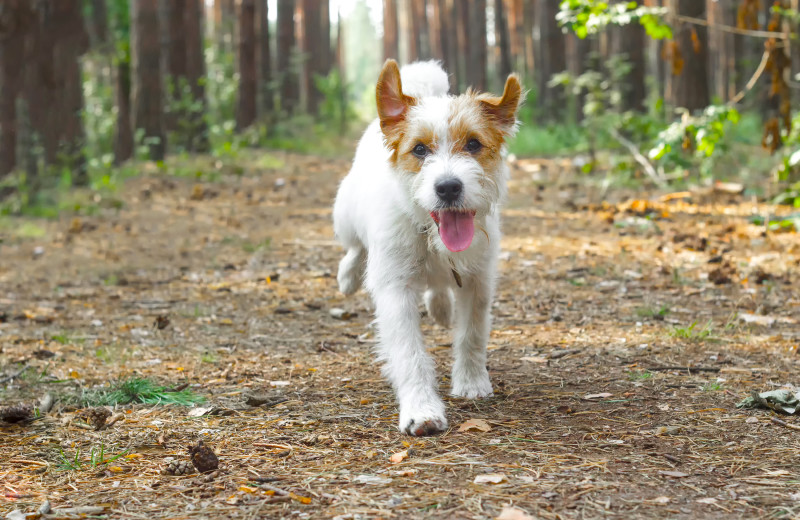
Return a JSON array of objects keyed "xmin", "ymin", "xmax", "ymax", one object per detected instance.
[{"xmin": 437, "ymin": 210, "xmax": 475, "ymax": 252}]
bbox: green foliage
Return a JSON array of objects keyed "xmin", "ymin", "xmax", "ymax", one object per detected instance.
[
  {"xmin": 636, "ymin": 304, "xmax": 670, "ymax": 319},
  {"xmin": 669, "ymin": 320, "xmax": 714, "ymax": 341},
  {"xmin": 649, "ymin": 105, "xmax": 741, "ymax": 178},
  {"xmin": 77, "ymin": 377, "xmax": 204, "ymax": 407},
  {"xmin": 557, "ymin": 0, "xmax": 671, "ymax": 40}
]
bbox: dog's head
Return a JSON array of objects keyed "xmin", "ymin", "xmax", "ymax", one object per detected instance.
[{"xmin": 376, "ymin": 60, "xmax": 522, "ymax": 253}]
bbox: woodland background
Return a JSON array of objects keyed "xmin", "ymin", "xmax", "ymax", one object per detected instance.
[{"xmin": 0, "ymin": 0, "xmax": 799, "ymax": 214}]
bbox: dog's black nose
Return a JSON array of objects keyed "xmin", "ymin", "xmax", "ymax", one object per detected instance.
[{"xmin": 435, "ymin": 178, "xmax": 463, "ymax": 203}]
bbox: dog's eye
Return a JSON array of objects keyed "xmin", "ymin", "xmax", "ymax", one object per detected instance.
[
  {"xmin": 412, "ymin": 143, "xmax": 429, "ymax": 158},
  {"xmin": 465, "ymin": 138, "xmax": 483, "ymax": 153}
]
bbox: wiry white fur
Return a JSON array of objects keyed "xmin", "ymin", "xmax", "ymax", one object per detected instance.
[
  {"xmin": 333, "ymin": 61, "xmax": 513, "ymax": 436},
  {"xmin": 397, "ymin": 60, "xmax": 450, "ymax": 97}
]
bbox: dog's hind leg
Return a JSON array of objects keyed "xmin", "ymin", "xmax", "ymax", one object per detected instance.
[
  {"xmin": 424, "ymin": 288, "xmax": 452, "ymax": 327},
  {"xmin": 337, "ymin": 246, "xmax": 365, "ymax": 295}
]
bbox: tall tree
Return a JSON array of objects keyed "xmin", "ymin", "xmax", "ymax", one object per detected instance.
[
  {"xmin": 131, "ymin": 0, "xmax": 166, "ymax": 160},
  {"xmin": 110, "ymin": 0, "xmax": 133, "ymax": 164},
  {"xmin": 163, "ymin": 0, "xmax": 187, "ymax": 135},
  {"xmin": 610, "ymin": 23, "xmax": 646, "ymax": 111},
  {"xmin": 459, "ymin": 0, "xmax": 487, "ymax": 91},
  {"xmin": 257, "ymin": 0, "xmax": 273, "ymax": 116},
  {"xmin": 55, "ymin": 0, "xmax": 90, "ymax": 184},
  {"xmin": 383, "ymin": 0, "xmax": 399, "ymax": 61},
  {"xmin": 277, "ymin": 0, "xmax": 298, "ymax": 114},
  {"xmin": 535, "ymin": 0, "xmax": 565, "ymax": 119},
  {"xmin": 669, "ymin": 0, "xmax": 709, "ymax": 111},
  {"xmin": 185, "ymin": 0, "xmax": 209, "ymax": 151},
  {"xmin": 236, "ymin": 0, "xmax": 257, "ymax": 130},
  {"xmin": 0, "ymin": 1, "xmax": 33, "ymax": 177},
  {"xmin": 320, "ymin": 0, "xmax": 331, "ymax": 76},
  {"xmin": 302, "ymin": 0, "xmax": 322, "ymax": 115},
  {"xmin": 410, "ymin": 0, "xmax": 430, "ymax": 60},
  {"xmin": 86, "ymin": 0, "xmax": 110, "ymax": 50},
  {"xmin": 494, "ymin": 0, "xmax": 513, "ymax": 84}
]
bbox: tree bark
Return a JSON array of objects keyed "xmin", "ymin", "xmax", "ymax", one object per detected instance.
[
  {"xmin": 131, "ymin": 0, "xmax": 167, "ymax": 160},
  {"xmin": 670, "ymin": 0, "xmax": 709, "ymax": 111},
  {"xmin": 86, "ymin": 0, "xmax": 110, "ymax": 51},
  {"xmin": 383, "ymin": 0, "xmax": 399, "ymax": 61},
  {"xmin": 277, "ymin": 0, "xmax": 298, "ymax": 114},
  {"xmin": 0, "ymin": 1, "xmax": 32, "ymax": 177},
  {"xmin": 301, "ymin": 0, "xmax": 322, "ymax": 116},
  {"xmin": 610, "ymin": 22, "xmax": 646, "ymax": 111},
  {"xmin": 185, "ymin": 0, "xmax": 209, "ymax": 151},
  {"xmin": 236, "ymin": 0, "xmax": 257, "ymax": 130},
  {"xmin": 494, "ymin": 0, "xmax": 513, "ymax": 84},
  {"xmin": 411, "ymin": 0, "xmax": 430, "ymax": 60},
  {"xmin": 535, "ymin": 0, "xmax": 565, "ymax": 118},
  {"xmin": 320, "ymin": 0, "xmax": 331, "ymax": 75},
  {"xmin": 257, "ymin": 0, "xmax": 273, "ymax": 116}
]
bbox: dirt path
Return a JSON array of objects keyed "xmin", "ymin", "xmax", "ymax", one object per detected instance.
[{"xmin": 1, "ymin": 151, "xmax": 799, "ymax": 519}]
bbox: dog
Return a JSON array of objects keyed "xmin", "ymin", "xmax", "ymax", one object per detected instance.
[{"xmin": 333, "ymin": 60, "xmax": 522, "ymax": 436}]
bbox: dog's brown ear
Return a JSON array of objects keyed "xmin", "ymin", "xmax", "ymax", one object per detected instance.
[
  {"xmin": 376, "ymin": 60, "xmax": 416, "ymax": 137},
  {"xmin": 480, "ymin": 74, "xmax": 522, "ymax": 132}
]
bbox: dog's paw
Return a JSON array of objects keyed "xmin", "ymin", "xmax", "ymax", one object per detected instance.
[
  {"xmin": 400, "ymin": 413, "xmax": 448, "ymax": 436},
  {"xmin": 451, "ymin": 370, "xmax": 493, "ymax": 399},
  {"xmin": 337, "ymin": 249, "xmax": 364, "ymax": 295},
  {"xmin": 399, "ymin": 399, "xmax": 448, "ymax": 436},
  {"xmin": 424, "ymin": 289, "xmax": 452, "ymax": 327}
]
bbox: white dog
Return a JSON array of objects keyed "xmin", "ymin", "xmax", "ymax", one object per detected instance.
[{"xmin": 333, "ymin": 60, "xmax": 521, "ymax": 436}]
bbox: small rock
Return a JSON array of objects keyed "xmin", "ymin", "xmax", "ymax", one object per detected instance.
[
  {"xmin": 329, "ymin": 308, "xmax": 355, "ymax": 320},
  {"xmin": 32, "ymin": 246, "xmax": 45, "ymax": 259}
]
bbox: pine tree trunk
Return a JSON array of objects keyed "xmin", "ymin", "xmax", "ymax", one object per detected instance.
[
  {"xmin": 114, "ymin": 58, "xmax": 134, "ymax": 164},
  {"xmin": 383, "ymin": 0, "xmax": 399, "ymax": 61},
  {"xmin": 236, "ymin": 0, "xmax": 257, "ymax": 130},
  {"xmin": 535, "ymin": 0, "xmax": 565, "ymax": 119},
  {"xmin": 671, "ymin": 0, "xmax": 709, "ymax": 111},
  {"xmin": 522, "ymin": 0, "xmax": 535, "ymax": 80},
  {"xmin": 494, "ymin": 0, "xmax": 512, "ymax": 84},
  {"xmin": 301, "ymin": 0, "xmax": 322, "ymax": 116},
  {"xmin": 185, "ymin": 0, "xmax": 209, "ymax": 151},
  {"xmin": 277, "ymin": 0, "xmax": 298, "ymax": 114},
  {"xmin": 0, "ymin": 2, "xmax": 31, "ymax": 177},
  {"xmin": 320, "ymin": 0, "xmax": 331, "ymax": 75},
  {"xmin": 131, "ymin": 0, "xmax": 167, "ymax": 160},
  {"xmin": 87, "ymin": 0, "xmax": 110, "ymax": 51},
  {"xmin": 411, "ymin": 0, "xmax": 430, "ymax": 60},
  {"xmin": 49, "ymin": 0, "xmax": 89, "ymax": 184},
  {"xmin": 163, "ymin": 0, "xmax": 187, "ymax": 135},
  {"xmin": 610, "ymin": 23, "xmax": 646, "ymax": 111},
  {"xmin": 257, "ymin": 0, "xmax": 273, "ymax": 116}
]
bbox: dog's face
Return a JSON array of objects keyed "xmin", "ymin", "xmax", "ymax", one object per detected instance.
[{"xmin": 376, "ymin": 61, "xmax": 521, "ymax": 252}]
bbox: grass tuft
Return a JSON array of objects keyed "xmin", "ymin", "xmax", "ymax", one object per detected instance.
[{"xmin": 77, "ymin": 377, "xmax": 204, "ymax": 407}]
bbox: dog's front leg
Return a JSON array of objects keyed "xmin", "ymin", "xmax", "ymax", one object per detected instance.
[
  {"xmin": 451, "ymin": 274, "xmax": 494, "ymax": 399},
  {"xmin": 373, "ymin": 285, "xmax": 447, "ymax": 436}
]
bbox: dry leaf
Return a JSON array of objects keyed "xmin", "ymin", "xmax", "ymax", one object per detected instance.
[
  {"xmin": 520, "ymin": 356, "xmax": 548, "ymax": 363},
  {"xmin": 583, "ymin": 393, "xmax": 613, "ymax": 400},
  {"xmin": 474, "ymin": 473, "xmax": 507, "ymax": 484},
  {"xmin": 496, "ymin": 506, "xmax": 535, "ymax": 520},
  {"xmin": 188, "ymin": 406, "xmax": 214, "ymax": 417},
  {"xmin": 389, "ymin": 450, "xmax": 408, "ymax": 463},
  {"xmin": 458, "ymin": 418, "xmax": 492, "ymax": 433},
  {"xmin": 660, "ymin": 470, "xmax": 689, "ymax": 478}
]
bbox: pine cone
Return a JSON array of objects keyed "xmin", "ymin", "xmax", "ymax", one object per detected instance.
[
  {"xmin": 84, "ymin": 407, "xmax": 112, "ymax": 430},
  {"xmin": 188, "ymin": 440, "xmax": 219, "ymax": 473},
  {"xmin": 0, "ymin": 403, "xmax": 33, "ymax": 423},
  {"xmin": 161, "ymin": 459, "xmax": 196, "ymax": 476}
]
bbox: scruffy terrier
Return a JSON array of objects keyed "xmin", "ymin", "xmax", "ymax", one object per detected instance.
[{"xmin": 333, "ymin": 60, "xmax": 522, "ymax": 435}]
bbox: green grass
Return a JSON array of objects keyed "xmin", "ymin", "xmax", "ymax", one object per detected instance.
[
  {"xmin": 636, "ymin": 304, "xmax": 670, "ymax": 319},
  {"xmin": 76, "ymin": 377, "xmax": 204, "ymax": 407},
  {"xmin": 508, "ymin": 123, "xmax": 588, "ymax": 157},
  {"xmin": 669, "ymin": 320, "xmax": 714, "ymax": 341},
  {"xmin": 702, "ymin": 381, "xmax": 724, "ymax": 392},
  {"xmin": 627, "ymin": 370, "xmax": 653, "ymax": 381},
  {"xmin": 57, "ymin": 444, "xmax": 129, "ymax": 472}
]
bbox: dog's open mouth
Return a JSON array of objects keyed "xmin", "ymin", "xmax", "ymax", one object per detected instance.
[{"xmin": 430, "ymin": 210, "xmax": 476, "ymax": 252}]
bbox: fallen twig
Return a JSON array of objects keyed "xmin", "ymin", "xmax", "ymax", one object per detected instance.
[
  {"xmin": 609, "ymin": 128, "xmax": 667, "ymax": 188},
  {"xmin": 647, "ymin": 366, "xmax": 721, "ymax": 373},
  {"xmin": 0, "ymin": 364, "xmax": 29, "ymax": 384},
  {"xmin": 771, "ymin": 417, "xmax": 800, "ymax": 431}
]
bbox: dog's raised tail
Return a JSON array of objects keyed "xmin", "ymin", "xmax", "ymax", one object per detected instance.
[{"xmin": 400, "ymin": 60, "xmax": 450, "ymax": 98}]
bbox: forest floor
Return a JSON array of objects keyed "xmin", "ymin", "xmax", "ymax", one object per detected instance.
[{"xmin": 1, "ymin": 150, "xmax": 800, "ymax": 520}]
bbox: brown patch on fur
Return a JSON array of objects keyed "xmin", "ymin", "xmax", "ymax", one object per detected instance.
[
  {"xmin": 477, "ymin": 75, "xmax": 523, "ymax": 131},
  {"xmin": 447, "ymin": 97, "xmax": 505, "ymax": 175},
  {"xmin": 376, "ymin": 60, "xmax": 417, "ymax": 158},
  {"xmin": 391, "ymin": 125, "xmax": 435, "ymax": 174}
]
